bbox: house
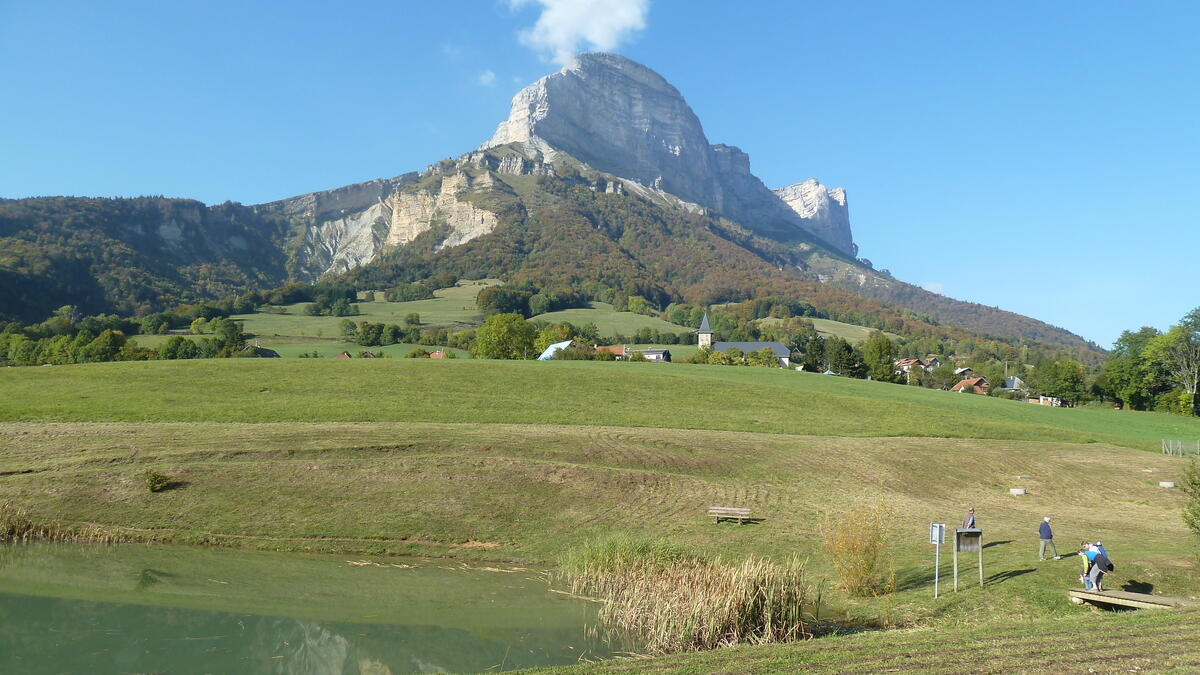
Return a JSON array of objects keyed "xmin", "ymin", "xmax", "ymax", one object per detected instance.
[
  {"xmin": 950, "ymin": 377, "xmax": 990, "ymax": 395},
  {"xmin": 429, "ymin": 350, "xmax": 448, "ymax": 359},
  {"xmin": 536, "ymin": 340, "xmax": 573, "ymax": 361},
  {"xmin": 954, "ymin": 367, "xmax": 975, "ymax": 378},
  {"xmin": 1002, "ymin": 375, "xmax": 1028, "ymax": 391},
  {"xmin": 894, "ymin": 357, "xmax": 926, "ymax": 374},
  {"xmin": 594, "ymin": 344, "xmax": 627, "ymax": 359},
  {"xmin": 712, "ymin": 341, "xmax": 792, "ymax": 368},
  {"xmin": 239, "ymin": 345, "xmax": 280, "ymax": 358},
  {"xmin": 1028, "ymin": 395, "xmax": 1063, "ymax": 407},
  {"xmin": 924, "ymin": 356, "xmax": 942, "ymax": 369},
  {"xmin": 635, "ymin": 349, "xmax": 671, "ymax": 362},
  {"xmin": 330, "ymin": 351, "xmax": 352, "ymax": 359}
]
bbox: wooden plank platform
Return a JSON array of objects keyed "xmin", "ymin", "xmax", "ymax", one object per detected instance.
[{"xmin": 1068, "ymin": 588, "xmax": 1195, "ymax": 610}]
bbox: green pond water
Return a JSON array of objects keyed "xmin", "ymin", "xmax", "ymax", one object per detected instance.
[{"xmin": 0, "ymin": 543, "xmax": 621, "ymax": 674}]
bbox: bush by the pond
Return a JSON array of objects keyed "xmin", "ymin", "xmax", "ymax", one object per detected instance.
[
  {"xmin": 558, "ymin": 535, "xmax": 817, "ymax": 654},
  {"xmin": 821, "ymin": 502, "xmax": 896, "ymax": 596},
  {"xmin": 144, "ymin": 470, "xmax": 172, "ymax": 493}
]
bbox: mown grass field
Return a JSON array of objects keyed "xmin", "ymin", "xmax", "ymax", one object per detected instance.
[
  {"xmin": 0, "ymin": 421, "xmax": 1195, "ymax": 617},
  {"xmin": 4, "ymin": 360, "xmax": 1200, "ymax": 451},
  {"xmin": 523, "ymin": 608, "xmax": 1200, "ymax": 674}
]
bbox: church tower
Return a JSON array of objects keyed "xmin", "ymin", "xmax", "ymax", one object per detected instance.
[{"xmin": 695, "ymin": 312, "xmax": 712, "ymax": 348}]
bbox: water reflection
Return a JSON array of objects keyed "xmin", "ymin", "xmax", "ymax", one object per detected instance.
[{"xmin": 0, "ymin": 543, "xmax": 618, "ymax": 674}]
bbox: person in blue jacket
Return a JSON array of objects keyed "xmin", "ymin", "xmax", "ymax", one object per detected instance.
[
  {"xmin": 1079, "ymin": 540, "xmax": 1099, "ymax": 589},
  {"xmin": 1038, "ymin": 516, "xmax": 1061, "ymax": 560}
]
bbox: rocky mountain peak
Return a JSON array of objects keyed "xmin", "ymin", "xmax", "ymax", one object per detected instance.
[{"xmin": 481, "ymin": 52, "xmax": 857, "ymax": 257}]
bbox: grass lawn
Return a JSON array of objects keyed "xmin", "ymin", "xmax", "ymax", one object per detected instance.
[
  {"xmin": 532, "ymin": 302, "xmax": 693, "ymax": 337},
  {"xmin": 4, "ymin": 360, "xmax": 1200, "ymax": 451}
]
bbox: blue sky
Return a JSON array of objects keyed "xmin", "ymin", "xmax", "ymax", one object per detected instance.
[{"xmin": 2, "ymin": 1, "xmax": 1196, "ymax": 348}]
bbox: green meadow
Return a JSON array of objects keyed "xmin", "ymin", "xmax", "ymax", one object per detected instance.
[
  {"xmin": 4, "ymin": 360, "xmax": 1199, "ymax": 451},
  {"xmin": 3, "ymin": 358, "xmax": 1199, "ymax": 673},
  {"xmin": 531, "ymin": 302, "xmax": 693, "ymax": 336}
]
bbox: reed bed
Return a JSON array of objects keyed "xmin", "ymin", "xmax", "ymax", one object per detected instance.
[
  {"xmin": 0, "ymin": 502, "xmax": 129, "ymax": 544},
  {"xmin": 558, "ymin": 536, "xmax": 818, "ymax": 654}
]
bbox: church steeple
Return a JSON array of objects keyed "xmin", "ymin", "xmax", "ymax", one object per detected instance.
[{"xmin": 695, "ymin": 312, "xmax": 712, "ymax": 348}]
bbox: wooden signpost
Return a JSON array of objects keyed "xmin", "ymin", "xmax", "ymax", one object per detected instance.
[{"xmin": 954, "ymin": 528, "xmax": 983, "ymax": 591}]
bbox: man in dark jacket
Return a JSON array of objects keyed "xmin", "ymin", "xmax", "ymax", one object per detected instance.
[{"xmin": 1038, "ymin": 516, "xmax": 1061, "ymax": 560}]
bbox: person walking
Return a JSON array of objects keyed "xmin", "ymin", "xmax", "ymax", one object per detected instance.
[
  {"xmin": 1038, "ymin": 516, "xmax": 1061, "ymax": 560},
  {"xmin": 962, "ymin": 507, "xmax": 976, "ymax": 529}
]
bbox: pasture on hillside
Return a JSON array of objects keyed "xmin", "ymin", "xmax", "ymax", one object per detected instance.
[
  {"xmin": 232, "ymin": 279, "xmax": 501, "ymax": 339},
  {"xmin": 531, "ymin": 302, "xmax": 694, "ymax": 337},
  {"xmin": 756, "ymin": 316, "xmax": 901, "ymax": 343}
]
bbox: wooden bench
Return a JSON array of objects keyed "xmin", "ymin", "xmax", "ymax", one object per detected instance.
[
  {"xmin": 1068, "ymin": 589, "xmax": 1195, "ymax": 610},
  {"xmin": 708, "ymin": 506, "xmax": 754, "ymax": 524}
]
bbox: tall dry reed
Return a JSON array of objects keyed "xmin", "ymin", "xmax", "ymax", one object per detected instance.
[
  {"xmin": 558, "ymin": 536, "xmax": 817, "ymax": 654},
  {"xmin": 0, "ymin": 502, "xmax": 127, "ymax": 544},
  {"xmin": 820, "ymin": 502, "xmax": 895, "ymax": 596}
]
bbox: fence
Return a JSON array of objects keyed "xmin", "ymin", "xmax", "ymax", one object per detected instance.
[{"xmin": 1162, "ymin": 439, "xmax": 1200, "ymax": 456}]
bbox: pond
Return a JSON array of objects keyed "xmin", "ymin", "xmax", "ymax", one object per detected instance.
[{"xmin": 0, "ymin": 543, "xmax": 621, "ymax": 674}]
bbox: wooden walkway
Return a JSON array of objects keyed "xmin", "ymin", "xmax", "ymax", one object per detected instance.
[{"xmin": 1068, "ymin": 588, "xmax": 1195, "ymax": 610}]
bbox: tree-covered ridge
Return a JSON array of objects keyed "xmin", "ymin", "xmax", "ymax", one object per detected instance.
[
  {"xmin": 0, "ymin": 162, "xmax": 1101, "ymax": 363},
  {"xmin": 341, "ymin": 175, "xmax": 1101, "ymax": 364},
  {"xmin": 0, "ymin": 196, "xmax": 291, "ymax": 322}
]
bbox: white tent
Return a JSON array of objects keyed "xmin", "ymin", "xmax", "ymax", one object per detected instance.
[{"xmin": 536, "ymin": 340, "xmax": 573, "ymax": 361}]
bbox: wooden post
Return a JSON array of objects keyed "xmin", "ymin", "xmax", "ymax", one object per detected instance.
[
  {"xmin": 953, "ymin": 543, "xmax": 959, "ymax": 592},
  {"xmin": 978, "ymin": 545, "xmax": 984, "ymax": 588}
]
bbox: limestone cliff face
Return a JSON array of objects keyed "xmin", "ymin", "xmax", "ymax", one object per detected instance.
[
  {"xmin": 256, "ymin": 170, "xmax": 501, "ymax": 281},
  {"xmin": 773, "ymin": 179, "xmax": 855, "ymax": 257},
  {"xmin": 481, "ymin": 52, "xmax": 857, "ymax": 256}
]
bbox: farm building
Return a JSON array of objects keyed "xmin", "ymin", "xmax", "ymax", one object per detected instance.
[
  {"xmin": 330, "ymin": 352, "xmax": 352, "ymax": 359},
  {"xmin": 635, "ymin": 349, "xmax": 671, "ymax": 362},
  {"xmin": 594, "ymin": 345, "xmax": 627, "ymax": 359},
  {"xmin": 429, "ymin": 350, "xmax": 448, "ymax": 359},
  {"xmin": 712, "ymin": 341, "xmax": 791, "ymax": 368},
  {"xmin": 536, "ymin": 340, "xmax": 573, "ymax": 361}
]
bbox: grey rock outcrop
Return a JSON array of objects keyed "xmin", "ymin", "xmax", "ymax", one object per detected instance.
[
  {"xmin": 481, "ymin": 52, "xmax": 857, "ymax": 256},
  {"xmin": 773, "ymin": 179, "xmax": 855, "ymax": 256}
]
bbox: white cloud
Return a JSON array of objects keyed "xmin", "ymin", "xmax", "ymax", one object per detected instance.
[
  {"xmin": 477, "ymin": 70, "xmax": 497, "ymax": 86},
  {"xmin": 921, "ymin": 282, "xmax": 946, "ymax": 294},
  {"xmin": 510, "ymin": 0, "xmax": 648, "ymax": 65}
]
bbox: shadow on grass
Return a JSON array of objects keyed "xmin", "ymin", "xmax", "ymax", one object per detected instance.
[
  {"xmin": 157, "ymin": 480, "xmax": 190, "ymax": 492},
  {"xmin": 1122, "ymin": 579, "xmax": 1154, "ymax": 594},
  {"xmin": 983, "ymin": 540, "xmax": 1013, "ymax": 549},
  {"xmin": 986, "ymin": 568, "xmax": 1035, "ymax": 586}
]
